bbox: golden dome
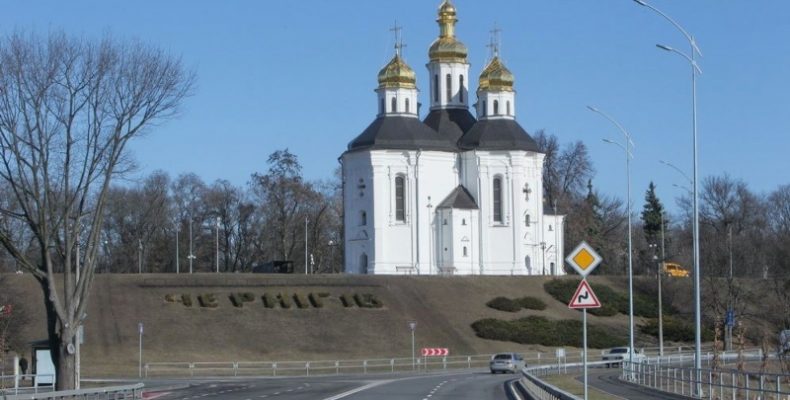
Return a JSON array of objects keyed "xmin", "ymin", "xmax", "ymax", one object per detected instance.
[
  {"xmin": 429, "ymin": 0, "xmax": 468, "ymax": 63},
  {"xmin": 478, "ymin": 56, "xmax": 514, "ymax": 92},
  {"xmin": 377, "ymin": 54, "xmax": 416, "ymax": 89}
]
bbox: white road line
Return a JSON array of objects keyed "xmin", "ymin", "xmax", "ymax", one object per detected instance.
[{"xmin": 320, "ymin": 380, "xmax": 392, "ymax": 400}]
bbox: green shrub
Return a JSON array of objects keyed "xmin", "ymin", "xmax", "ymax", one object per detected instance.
[
  {"xmin": 639, "ymin": 316, "xmax": 713, "ymax": 342},
  {"xmin": 293, "ymin": 293, "xmax": 310, "ymax": 309},
  {"xmin": 181, "ymin": 294, "xmax": 193, "ymax": 307},
  {"xmin": 309, "ymin": 292, "xmax": 328, "ymax": 308},
  {"xmin": 354, "ymin": 293, "xmax": 383, "ymax": 308},
  {"xmin": 340, "ymin": 294, "xmax": 354, "ymax": 307},
  {"xmin": 471, "ymin": 315, "xmax": 622, "ymax": 349},
  {"xmin": 230, "ymin": 293, "xmax": 255, "ymax": 308},
  {"xmin": 486, "ymin": 297, "xmax": 522, "ymax": 312},
  {"xmin": 277, "ymin": 293, "xmax": 292, "ymax": 309},
  {"xmin": 198, "ymin": 293, "xmax": 218, "ymax": 308},
  {"xmin": 262, "ymin": 293, "xmax": 276, "ymax": 308},
  {"xmin": 470, "ymin": 319, "xmax": 513, "ymax": 342},
  {"xmin": 515, "ymin": 296, "xmax": 547, "ymax": 311}
]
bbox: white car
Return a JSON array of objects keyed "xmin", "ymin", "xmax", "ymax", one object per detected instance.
[
  {"xmin": 489, "ymin": 353, "xmax": 526, "ymax": 374},
  {"xmin": 602, "ymin": 347, "xmax": 645, "ymax": 367}
]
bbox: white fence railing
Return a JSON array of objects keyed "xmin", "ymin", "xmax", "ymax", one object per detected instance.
[
  {"xmin": 0, "ymin": 374, "xmax": 55, "ymax": 396},
  {"xmin": 141, "ymin": 346, "xmax": 708, "ymax": 379},
  {"xmin": 624, "ymin": 350, "xmax": 790, "ymax": 399},
  {"xmin": 0, "ymin": 381, "xmax": 143, "ymax": 400}
]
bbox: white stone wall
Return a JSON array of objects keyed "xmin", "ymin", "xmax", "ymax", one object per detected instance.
[
  {"xmin": 476, "ymin": 90, "xmax": 516, "ymax": 119},
  {"xmin": 427, "ymin": 62, "xmax": 471, "ymax": 110},
  {"xmin": 376, "ymin": 87, "xmax": 420, "ymax": 117}
]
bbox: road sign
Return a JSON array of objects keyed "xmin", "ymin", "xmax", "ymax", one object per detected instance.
[
  {"xmin": 725, "ymin": 309, "xmax": 735, "ymax": 328},
  {"xmin": 566, "ymin": 241, "xmax": 602, "ymax": 278},
  {"xmin": 568, "ymin": 280, "xmax": 601, "ymax": 309},
  {"xmin": 421, "ymin": 348, "xmax": 449, "ymax": 357}
]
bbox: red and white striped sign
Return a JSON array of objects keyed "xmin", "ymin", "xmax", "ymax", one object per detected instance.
[{"xmin": 421, "ymin": 348, "xmax": 449, "ymax": 357}]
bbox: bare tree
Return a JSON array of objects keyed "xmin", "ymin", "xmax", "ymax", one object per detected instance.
[{"xmin": 0, "ymin": 32, "xmax": 194, "ymax": 389}]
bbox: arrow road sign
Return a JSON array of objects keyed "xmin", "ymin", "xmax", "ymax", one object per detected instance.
[
  {"xmin": 568, "ymin": 280, "xmax": 602, "ymax": 309},
  {"xmin": 566, "ymin": 241, "xmax": 603, "ymax": 278},
  {"xmin": 421, "ymin": 348, "xmax": 449, "ymax": 357}
]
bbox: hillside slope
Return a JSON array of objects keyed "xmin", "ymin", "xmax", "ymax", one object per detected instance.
[{"xmin": 4, "ymin": 274, "xmax": 652, "ymax": 377}]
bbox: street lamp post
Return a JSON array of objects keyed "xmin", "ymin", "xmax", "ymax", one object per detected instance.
[
  {"xmin": 138, "ymin": 239, "xmax": 143, "ymax": 274},
  {"xmin": 304, "ymin": 216, "xmax": 309, "ymax": 275},
  {"xmin": 175, "ymin": 223, "xmax": 180, "ymax": 274},
  {"xmin": 188, "ymin": 219, "xmax": 195, "ymax": 274},
  {"xmin": 588, "ymin": 105, "xmax": 635, "ymax": 369},
  {"xmin": 408, "ymin": 321, "xmax": 417, "ymax": 370},
  {"xmin": 634, "ymin": 1, "xmax": 704, "ymax": 389},
  {"xmin": 215, "ymin": 216, "xmax": 220, "ymax": 273}
]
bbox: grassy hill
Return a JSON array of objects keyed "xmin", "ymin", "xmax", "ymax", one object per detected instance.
[{"xmin": 0, "ymin": 273, "xmax": 732, "ymax": 377}]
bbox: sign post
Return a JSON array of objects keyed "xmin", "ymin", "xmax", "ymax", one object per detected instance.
[
  {"xmin": 138, "ymin": 322, "xmax": 144, "ymax": 379},
  {"xmin": 566, "ymin": 241, "xmax": 603, "ymax": 400}
]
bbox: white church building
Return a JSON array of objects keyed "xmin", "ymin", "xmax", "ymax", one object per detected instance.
[{"xmin": 341, "ymin": 0, "xmax": 565, "ymax": 276}]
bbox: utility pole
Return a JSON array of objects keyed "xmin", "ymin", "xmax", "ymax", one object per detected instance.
[
  {"xmin": 409, "ymin": 321, "xmax": 417, "ymax": 370},
  {"xmin": 138, "ymin": 322, "xmax": 144, "ymax": 378},
  {"xmin": 726, "ymin": 224, "xmax": 733, "ymax": 350}
]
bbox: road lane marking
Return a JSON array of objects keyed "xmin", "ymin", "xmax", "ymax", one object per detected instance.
[{"xmin": 321, "ymin": 380, "xmax": 393, "ymax": 400}]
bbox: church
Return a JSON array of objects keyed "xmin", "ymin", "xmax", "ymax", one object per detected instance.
[{"xmin": 341, "ymin": 0, "xmax": 565, "ymax": 276}]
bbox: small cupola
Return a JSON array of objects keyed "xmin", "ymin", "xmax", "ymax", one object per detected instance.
[
  {"xmin": 375, "ymin": 24, "xmax": 419, "ymax": 118},
  {"xmin": 476, "ymin": 31, "xmax": 516, "ymax": 120}
]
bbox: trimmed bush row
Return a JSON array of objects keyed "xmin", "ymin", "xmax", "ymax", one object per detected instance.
[
  {"xmin": 165, "ymin": 292, "xmax": 383, "ymax": 309},
  {"xmin": 471, "ymin": 316, "xmax": 622, "ymax": 348},
  {"xmin": 486, "ymin": 296, "xmax": 548, "ymax": 312}
]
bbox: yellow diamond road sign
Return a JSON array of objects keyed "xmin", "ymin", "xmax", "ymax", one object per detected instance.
[{"xmin": 566, "ymin": 241, "xmax": 602, "ymax": 277}]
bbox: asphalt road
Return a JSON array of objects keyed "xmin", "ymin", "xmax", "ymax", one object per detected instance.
[
  {"xmin": 584, "ymin": 368, "xmax": 691, "ymax": 399},
  {"xmin": 149, "ymin": 370, "xmax": 518, "ymax": 400}
]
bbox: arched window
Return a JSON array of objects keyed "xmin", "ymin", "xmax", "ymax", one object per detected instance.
[
  {"xmin": 395, "ymin": 175, "xmax": 406, "ymax": 222},
  {"xmin": 405, "ymin": 98, "xmax": 410, "ymax": 113},
  {"xmin": 391, "ymin": 97, "xmax": 397, "ymax": 113},
  {"xmin": 360, "ymin": 211, "xmax": 367, "ymax": 226},
  {"xmin": 459, "ymin": 75, "xmax": 465, "ymax": 103},
  {"xmin": 525, "ymin": 214, "xmax": 531, "ymax": 227},
  {"xmin": 550, "ymin": 262, "xmax": 556, "ymax": 275},
  {"xmin": 507, "ymin": 101, "xmax": 511, "ymax": 115},
  {"xmin": 380, "ymin": 98, "xmax": 385, "ymax": 114},
  {"xmin": 493, "ymin": 100, "xmax": 499, "ymax": 115},
  {"xmin": 482, "ymin": 101, "xmax": 486, "ymax": 117},
  {"xmin": 360, "ymin": 253, "xmax": 368, "ymax": 274},
  {"xmin": 433, "ymin": 74, "xmax": 439, "ymax": 102},
  {"xmin": 463, "ymin": 246, "xmax": 468, "ymax": 257},
  {"xmin": 493, "ymin": 176, "xmax": 503, "ymax": 223},
  {"xmin": 462, "ymin": 218, "xmax": 466, "ymax": 226},
  {"xmin": 525, "ymin": 256, "xmax": 532, "ymax": 274},
  {"xmin": 446, "ymin": 74, "xmax": 452, "ymax": 102},
  {"xmin": 548, "ymin": 224, "xmax": 553, "ymax": 231}
]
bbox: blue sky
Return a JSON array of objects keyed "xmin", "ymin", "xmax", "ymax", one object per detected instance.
[{"xmin": 3, "ymin": 1, "xmax": 789, "ymax": 213}]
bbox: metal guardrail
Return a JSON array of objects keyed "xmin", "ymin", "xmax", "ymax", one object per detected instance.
[
  {"xmin": 516, "ymin": 349, "xmax": 770, "ymax": 400},
  {"xmin": 0, "ymin": 383, "xmax": 143, "ymax": 400},
  {"xmin": 624, "ymin": 350, "xmax": 790, "ymax": 400},
  {"xmin": 0, "ymin": 375, "xmax": 55, "ymax": 396},
  {"xmin": 142, "ymin": 348, "xmax": 701, "ymax": 379}
]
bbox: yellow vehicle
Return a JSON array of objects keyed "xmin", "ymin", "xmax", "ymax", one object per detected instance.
[{"xmin": 663, "ymin": 262, "xmax": 690, "ymax": 277}]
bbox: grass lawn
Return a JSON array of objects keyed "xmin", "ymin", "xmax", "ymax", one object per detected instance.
[{"xmin": 542, "ymin": 374, "xmax": 615, "ymax": 400}]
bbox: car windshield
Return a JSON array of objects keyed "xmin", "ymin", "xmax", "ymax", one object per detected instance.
[
  {"xmin": 493, "ymin": 354, "xmax": 513, "ymax": 360},
  {"xmin": 609, "ymin": 348, "xmax": 628, "ymax": 354}
]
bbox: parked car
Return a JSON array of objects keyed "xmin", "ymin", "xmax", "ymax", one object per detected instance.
[
  {"xmin": 663, "ymin": 262, "xmax": 690, "ymax": 277},
  {"xmin": 489, "ymin": 353, "xmax": 525, "ymax": 374},
  {"xmin": 602, "ymin": 347, "xmax": 645, "ymax": 367}
]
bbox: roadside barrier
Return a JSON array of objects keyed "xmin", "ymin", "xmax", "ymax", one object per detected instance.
[{"xmin": 0, "ymin": 382, "xmax": 143, "ymax": 399}]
